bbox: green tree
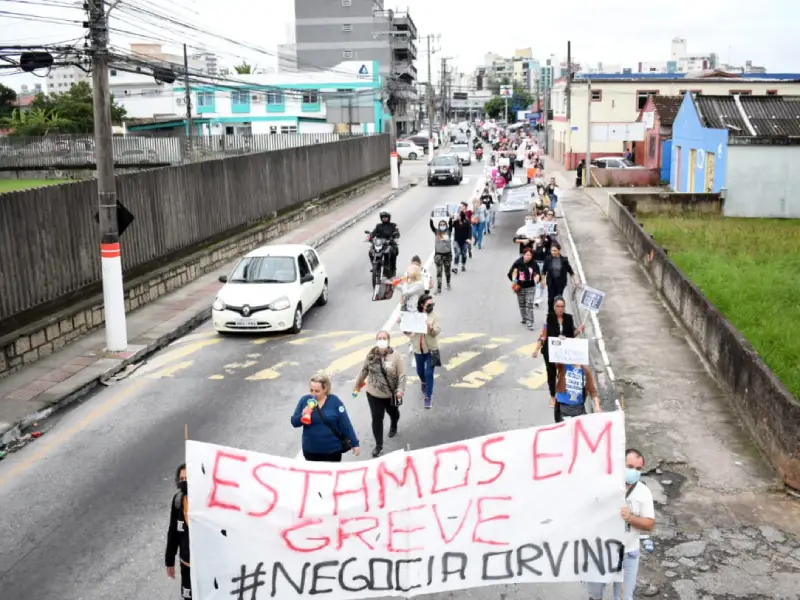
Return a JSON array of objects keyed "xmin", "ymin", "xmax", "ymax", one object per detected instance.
[
  {"xmin": 0, "ymin": 83, "xmax": 17, "ymax": 119},
  {"xmin": 234, "ymin": 61, "xmax": 253, "ymax": 74},
  {"xmin": 26, "ymin": 81, "xmax": 126, "ymax": 134},
  {"xmin": 483, "ymin": 96, "xmax": 506, "ymax": 119},
  {"xmin": 6, "ymin": 107, "xmax": 72, "ymax": 136}
]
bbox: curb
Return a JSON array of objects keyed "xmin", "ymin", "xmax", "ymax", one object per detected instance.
[{"xmin": 0, "ymin": 179, "xmax": 417, "ymax": 449}]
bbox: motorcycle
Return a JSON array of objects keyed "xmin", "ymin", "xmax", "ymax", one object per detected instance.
[
  {"xmin": 365, "ymin": 232, "xmax": 395, "ymax": 287},
  {"xmin": 475, "ymin": 147, "xmax": 484, "ymax": 161}
]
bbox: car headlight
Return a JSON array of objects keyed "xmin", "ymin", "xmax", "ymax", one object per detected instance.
[
  {"xmin": 212, "ymin": 298, "xmax": 226, "ymax": 311},
  {"xmin": 449, "ymin": 168, "xmax": 455, "ymax": 173},
  {"xmin": 269, "ymin": 296, "xmax": 291, "ymax": 311}
]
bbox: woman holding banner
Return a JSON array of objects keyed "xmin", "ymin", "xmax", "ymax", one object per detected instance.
[{"xmin": 291, "ymin": 372, "xmax": 360, "ymax": 462}]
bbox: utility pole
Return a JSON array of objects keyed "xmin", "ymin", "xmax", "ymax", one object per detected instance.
[
  {"xmin": 566, "ymin": 41, "xmax": 572, "ymax": 120},
  {"xmin": 182, "ymin": 44, "xmax": 193, "ymax": 159},
  {"xmin": 585, "ymin": 79, "xmax": 592, "ymax": 187},
  {"xmin": 423, "ymin": 33, "xmax": 439, "ymax": 163},
  {"xmin": 440, "ymin": 57, "xmax": 447, "ymax": 124},
  {"xmin": 88, "ymin": 0, "xmax": 127, "ymax": 351}
]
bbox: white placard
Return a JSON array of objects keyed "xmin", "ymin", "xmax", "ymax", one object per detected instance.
[
  {"xmin": 542, "ymin": 221, "xmax": 558, "ymax": 236},
  {"xmin": 431, "ymin": 206, "xmax": 450, "ymax": 219},
  {"xmin": 516, "ymin": 223, "xmax": 544, "ymax": 239},
  {"xmin": 579, "ymin": 286, "xmax": 606, "ymax": 313},
  {"xmin": 399, "ymin": 311, "xmax": 428, "ymax": 334},
  {"xmin": 187, "ymin": 413, "xmax": 626, "ymax": 599},
  {"xmin": 548, "ymin": 337, "xmax": 590, "ymax": 365}
]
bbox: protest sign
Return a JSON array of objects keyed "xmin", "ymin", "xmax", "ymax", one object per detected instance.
[
  {"xmin": 188, "ymin": 413, "xmax": 626, "ymax": 599},
  {"xmin": 431, "ymin": 206, "xmax": 450, "ymax": 220},
  {"xmin": 399, "ymin": 311, "xmax": 428, "ymax": 334},
  {"xmin": 579, "ymin": 286, "xmax": 606, "ymax": 313},
  {"xmin": 548, "ymin": 337, "xmax": 590, "ymax": 365},
  {"xmin": 516, "ymin": 223, "xmax": 544, "ymax": 239},
  {"xmin": 542, "ymin": 222, "xmax": 558, "ymax": 236}
]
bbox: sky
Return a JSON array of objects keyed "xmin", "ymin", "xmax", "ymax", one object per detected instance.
[{"xmin": 1, "ymin": 0, "xmax": 797, "ymax": 92}]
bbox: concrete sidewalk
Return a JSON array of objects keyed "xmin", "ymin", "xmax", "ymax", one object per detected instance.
[
  {"xmin": 0, "ymin": 176, "xmax": 416, "ymax": 448},
  {"xmin": 548, "ymin": 158, "xmax": 800, "ymax": 599}
]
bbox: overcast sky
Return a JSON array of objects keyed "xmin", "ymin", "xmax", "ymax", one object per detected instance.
[{"xmin": 1, "ymin": 0, "xmax": 796, "ymax": 92}]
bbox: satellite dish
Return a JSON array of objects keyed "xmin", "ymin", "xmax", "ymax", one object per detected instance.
[{"xmin": 19, "ymin": 52, "xmax": 54, "ymax": 73}]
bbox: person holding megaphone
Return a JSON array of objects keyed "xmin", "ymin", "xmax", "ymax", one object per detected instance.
[{"xmin": 291, "ymin": 372, "xmax": 360, "ymax": 462}]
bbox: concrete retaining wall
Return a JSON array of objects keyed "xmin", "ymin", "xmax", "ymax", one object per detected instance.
[
  {"xmin": 592, "ymin": 168, "xmax": 661, "ymax": 188},
  {"xmin": 607, "ymin": 193, "xmax": 800, "ymax": 489},
  {"xmin": 615, "ymin": 192, "xmax": 724, "ymax": 216}
]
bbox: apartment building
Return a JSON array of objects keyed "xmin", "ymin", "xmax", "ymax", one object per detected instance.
[
  {"xmin": 281, "ymin": 0, "xmax": 418, "ymax": 135},
  {"xmin": 548, "ymin": 71, "xmax": 800, "ymax": 168},
  {"xmin": 45, "ymin": 64, "xmax": 89, "ymax": 93}
]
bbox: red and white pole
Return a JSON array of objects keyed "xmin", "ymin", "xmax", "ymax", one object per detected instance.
[{"xmin": 390, "ymin": 151, "xmax": 399, "ymax": 189}]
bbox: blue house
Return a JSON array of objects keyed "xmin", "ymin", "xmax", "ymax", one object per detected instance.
[{"xmin": 670, "ymin": 93, "xmax": 728, "ymax": 193}]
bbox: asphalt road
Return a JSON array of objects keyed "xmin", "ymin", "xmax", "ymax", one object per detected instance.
[{"xmin": 0, "ymin": 155, "xmax": 587, "ymax": 600}]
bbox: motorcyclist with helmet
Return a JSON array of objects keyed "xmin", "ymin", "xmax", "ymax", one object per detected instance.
[{"xmin": 368, "ymin": 211, "xmax": 400, "ymax": 275}]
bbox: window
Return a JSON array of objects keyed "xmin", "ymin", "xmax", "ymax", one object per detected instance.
[
  {"xmin": 266, "ymin": 91, "xmax": 283, "ymax": 104},
  {"xmin": 197, "ymin": 92, "xmax": 214, "ymax": 106},
  {"xmin": 229, "ymin": 256, "xmax": 297, "ymax": 283},
  {"xmin": 297, "ymin": 255, "xmax": 310, "ymax": 278},
  {"xmin": 591, "ymin": 90, "xmax": 602, "ymax": 102},
  {"xmin": 280, "ymin": 125, "xmax": 298, "ymax": 134},
  {"xmin": 766, "ymin": 90, "xmax": 779, "ymax": 96},
  {"xmin": 636, "ymin": 90, "xmax": 658, "ymax": 110},
  {"xmin": 110, "ymin": 70, "xmax": 117, "ymax": 76},
  {"xmin": 730, "ymin": 90, "xmax": 752, "ymax": 95},
  {"xmin": 304, "ymin": 250, "xmax": 320, "ymax": 271},
  {"xmin": 302, "ymin": 91, "xmax": 319, "ymax": 104},
  {"xmin": 342, "ymin": 0, "xmax": 351, "ymax": 5},
  {"xmin": 232, "ymin": 90, "xmax": 249, "ymax": 104},
  {"xmin": 269, "ymin": 126, "xmax": 277, "ymax": 135},
  {"xmin": 342, "ymin": 24, "xmax": 352, "ymax": 32},
  {"xmin": 342, "ymin": 50, "xmax": 353, "ymax": 59}
]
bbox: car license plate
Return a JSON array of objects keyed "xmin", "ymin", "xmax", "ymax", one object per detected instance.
[
  {"xmin": 437, "ymin": 175, "xmax": 447, "ymax": 180},
  {"xmin": 235, "ymin": 319, "xmax": 258, "ymax": 327}
]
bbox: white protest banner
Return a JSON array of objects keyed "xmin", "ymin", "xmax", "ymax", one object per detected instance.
[
  {"xmin": 187, "ymin": 413, "xmax": 626, "ymax": 599},
  {"xmin": 431, "ymin": 206, "xmax": 451, "ymax": 220},
  {"xmin": 542, "ymin": 221, "xmax": 558, "ymax": 236},
  {"xmin": 399, "ymin": 311, "xmax": 428, "ymax": 334},
  {"xmin": 548, "ymin": 337, "xmax": 590, "ymax": 365},
  {"xmin": 516, "ymin": 223, "xmax": 543, "ymax": 239},
  {"xmin": 579, "ymin": 285, "xmax": 606, "ymax": 313}
]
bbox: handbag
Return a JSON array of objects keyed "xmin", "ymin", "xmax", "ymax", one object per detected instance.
[
  {"xmin": 377, "ymin": 355, "xmax": 402, "ymax": 407},
  {"xmin": 314, "ymin": 405, "xmax": 353, "ymax": 452},
  {"xmin": 430, "ymin": 349, "xmax": 442, "ymax": 367}
]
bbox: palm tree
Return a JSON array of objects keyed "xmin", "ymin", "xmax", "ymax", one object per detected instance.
[
  {"xmin": 8, "ymin": 107, "xmax": 71, "ymax": 136},
  {"xmin": 234, "ymin": 61, "xmax": 254, "ymax": 74}
]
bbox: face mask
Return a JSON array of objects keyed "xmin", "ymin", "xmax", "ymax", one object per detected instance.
[
  {"xmin": 425, "ymin": 305, "xmax": 434, "ymax": 314},
  {"xmin": 438, "ymin": 225, "xmax": 447, "ymax": 232},
  {"xmin": 178, "ymin": 480, "xmax": 187, "ymax": 495},
  {"xmin": 625, "ymin": 468, "xmax": 641, "ymax": 485},
  {"xmin": 376, "ymin": 339, "xmax": 389, "ymax": 350}
]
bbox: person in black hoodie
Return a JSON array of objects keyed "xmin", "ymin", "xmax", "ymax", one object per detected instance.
[
  {"xmin": 165, "ymin": 463, "xmax": 191, "ymax": 599},
  {"xmin": 541, "ymin": 241, "xmax": 580, "ymax": 314},
  {"xmin": 451, "ymin": 208, "xmax": 473, "ymax": 274}
]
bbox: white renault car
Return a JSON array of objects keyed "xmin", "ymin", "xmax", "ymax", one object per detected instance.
[
  {"xmin": 211, "ymin": 244, "xmax": 328, "ymax": 334},
  {"xmin": 450, "ymin": 143, "xmax": 472, "ymax": 165}
]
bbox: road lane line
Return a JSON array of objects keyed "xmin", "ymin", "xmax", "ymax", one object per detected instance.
[
  {"xmin": 452, "ymin": 357, "xmax": 508, "ymax": 389},
  {"xmin": 132, "ymin": 338, "xmax": 221, "ymax": 377},
  {"xmin": 519, "ymin": 369, "xmax": 548, "ymax": 390},
  {"xmin": 322, "ymin": 336, "xmax": 409, "ymax": 376},
  {"xmin": 332, "ymin": 333, "xmax": 380, "ymax": 351},
  {"xmin": 288, "ymin": 331, "xmax": 359, "ymax": 346},
  {"xmin": 246, "ymin": 361, "xmax": 299, "ymax": 381},
  {"xmin": 443, "ymin": 351, "xmax": 481, "ymax": 371},
  {"xmin": 0, "ymin": 379, "xmax": 147, "ymax": 488},
  {"xmin": 168, "ymin": 331, "xmax": 218, "ymax": 346}
]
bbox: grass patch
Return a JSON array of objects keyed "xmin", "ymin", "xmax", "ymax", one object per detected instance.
[
  {"xmin": 0, "ymin": 179, "xmax": 66, "ymax": 193},
  {"xmin": 640, "ymin": 214, "xmax": 800, "ymax": 400}
]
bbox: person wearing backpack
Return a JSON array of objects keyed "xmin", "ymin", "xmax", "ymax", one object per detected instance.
[
  {"xmin": 553, "ymin": 362, "xmax": 600, "ymax": 422},
  {"xmin": 165, "ymin": 464, "xmax": 191, "ymax": 599}
]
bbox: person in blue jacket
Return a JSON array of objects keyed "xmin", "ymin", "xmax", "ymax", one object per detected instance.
[{"xmin": 291, "ymin": 372, "xmax": 361, "ymax": 462}]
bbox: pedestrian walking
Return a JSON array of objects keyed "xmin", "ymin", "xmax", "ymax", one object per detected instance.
[
  {"xmin": 532, "ymin": 235, "xmax": 550, "ymax": 306},
  {"xmin": 541, "ymin": 241, "xmax": 580, "ymax": 314},
  {"xmin": 587, "ymin": 449, "xmax": 655, "ymax": 600},
  {"xmin": 291, "ymin": 372, "xmax": 360, "ymax": 462},
  {"xmin": 472, "ymin": 196, "xmax": 487, "ymax": 249},
  {"xmin": 165, "ymin": 463, "xmax": 191, "ymax": 599},
  {"xmin": 354, "ymin": 331, "xmax": 406, "ymax": 457},
  {"xmin": 553, "ymin": 362, "xmax": 600, "ymax": 422},
  {"xmin": 451, "ymin": 207, "xmax": 472, "ymax": 273},
  {"xmin": 576, "ymin": 159, "xmax": 585, "ymax": 187},
  {"xmin": 508, "ymin": 247, "xmax": 541, "ymax": 330},
  {"xmin": 412, "ymin": 294, "xmax": 441, "ymax": 409},
  {"xmin": 545, "ymin": 177, "xmax": 558, "ymax": 212},
  {"xmin": 531, "ymin": 296, "xmax": 583, "ymax": 408},
  {"xmin": 429, "ymin": 218, "xmax": 453, "ymax": 294}
]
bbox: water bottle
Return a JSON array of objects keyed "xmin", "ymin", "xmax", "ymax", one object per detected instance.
[{"xmin": 641, "ymin": 536, "xmax": 654, "ymax": 553}]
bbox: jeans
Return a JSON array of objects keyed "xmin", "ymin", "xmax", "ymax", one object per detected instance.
[
  {"xmin": 473, "ymin": 221, "xmax": 485, "ymax": 249},
  {"xmin": 415, "ymin": 352, "xmax": 435, "ymax": 398},
  {"xmin": 586, "ymin": 550, "xmax": 640, "ymax": 600},
  {"xmin": 453, "ymin": 241, "xmax": 470, "ymax": 266},
  {"xmin": 549, "ymin": 194, "xmax": 558, "ymax": 211}
]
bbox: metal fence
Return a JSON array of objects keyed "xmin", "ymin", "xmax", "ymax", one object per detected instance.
[
  {"xmin": 0, "ymin": 134, "xmax": 390, "ymax": 325},
  {"xmin": 0, "ymin": 132, "xmax": 374, "ymax": 170}
]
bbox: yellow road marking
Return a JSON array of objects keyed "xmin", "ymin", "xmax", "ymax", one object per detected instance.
[
  {"xmin": 406, "ymin": 374, "xmax": 440, "ymax": 384},
  {"xmin": 323, "ymin": 336, "xmax": 409, "ymax": 376},
  {"xmin": 514, "ymin": 343, "xmax": 539, "ymax": 356},
  {"xmin": 246, "ymin": 361, "xmax": 299, "ymax": 381},
  {"xmin": 133, "ymin": 338, "xmax": 221, "ymax": 377},
  {"xmin": 289, "ymin": 331, "xmax": 358, "ymax": 346},
  {"xmin": 169, "ymin": 331, "xmax": 218, "ymax": 346},
  {"xmin": 332, "ymin": 333, "xmax": 379, "ymax": 351},
  {"xmin": 223, "ymin": 360, "xmax": 258, "ymax": 373},
  {"xmin": 246, "ymin": 353, "xmax": 261, "ymax": 359},
  {"xmin": 490, "ymin": 337, "xmax": 514, "ymax": 343},
  {"xmin": 444, "ymin": 351, "xmax": 481, "ymax": 371},
  {"xmin": 208, "ymin": 374, "xmax": 224, "ymax": 380},
  {"xmin": 149, "ymin": 361, "xmax": 193, "ymax": 379},
  {"xmin": 482, "ymin": 343, "xmax": 499, "ymax": 349},
  {"xmin": 436, "ymin": 333, "xmax": 485, "ymax": 344},
  {"xmin": 251, "ymin": 331, "xmax": 301, "ymax": 345},
  {"xmin": 519, "ymin": 369, "xmax": 548, "ymax": 390},
  {"xmin": 452, "ymin": 358, "xmax": 508, "ymax": 389},
  {"xmin": 0, "ymin": 379, "xmax": 147, "ymax": 488}
]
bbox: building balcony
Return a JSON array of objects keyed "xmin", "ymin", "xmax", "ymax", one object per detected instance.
[
  {"xmin": 392, "ymin": 35, "xmax": 417, "ymax": 60},
  {"xmin": 392, "ymin": 11, "xmax": 418, "ymax": 40}
]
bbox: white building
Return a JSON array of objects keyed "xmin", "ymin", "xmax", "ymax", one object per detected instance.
[{"xmin": 45, "ymin": 64, "xmax": 89, "ymax": 93}]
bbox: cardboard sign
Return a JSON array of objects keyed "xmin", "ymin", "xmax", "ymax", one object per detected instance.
[
  {"xmin": 517, "ymin": 223, "xmax": 544, "ymax": 239},
  {"xmin": 579, "ymin": 286, "xmax": 606, "ymax": 313},
  {"xmin": 548, "ymin": 337, "xmax": 590, "ymax": 365},
  {"xmin": 399, "ymin": 311, "xmax": 428, "ymax": 333},
  {"xmin": 187, "ymin": 413, "xmax": 626, "ymax": 599},
  {"xmin": 542, "ymin": 221, "xmax": 558, "ymax": 236}
]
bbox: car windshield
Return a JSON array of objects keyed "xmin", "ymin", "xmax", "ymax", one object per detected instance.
[
  {"xmin": 452, "ymin": 145, "xmax": 469, "ymax": 152},
  {"xmin": 431, "ymin": 156, "xmax": 457, "ymax": 166},
  {"xmin": 229, "ymin": 256, "xmax": 297, "ymax": 283}
]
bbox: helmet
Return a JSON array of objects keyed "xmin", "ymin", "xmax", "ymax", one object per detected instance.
[{"xmin": 380, "ymin": 211, "xmax": 391, "ymax": 221}]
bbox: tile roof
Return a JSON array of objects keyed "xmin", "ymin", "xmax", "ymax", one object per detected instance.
[
  {"xmin": 650, "ymin": 95, "xmax": 683, "ymax": 127},
  {"xmin": 694, "ymin": 95, "xmax": 800, "ymax": 139}
]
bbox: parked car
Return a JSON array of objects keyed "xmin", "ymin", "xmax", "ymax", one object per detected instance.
[
  {"xmin": 405, "ymin": 135, "xmax": 433, "ymax": 153},
  {"xmin": 212, "ymin": 244, "xmax": 328, "ymax": 334},
  {"xmin": 450, "ymin": 143, "xmax": 471, "ymax": 165},
  {"xmin": 591, "ymin": 157, "xmax": 643, "ymax": 169},
  {"xmin": 427, "ymin": 154, "xmax": 463, "ymax": 186},
  {"xmin": 396, "ymin": 140, "xmax": 424, "ymax": 160}
]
